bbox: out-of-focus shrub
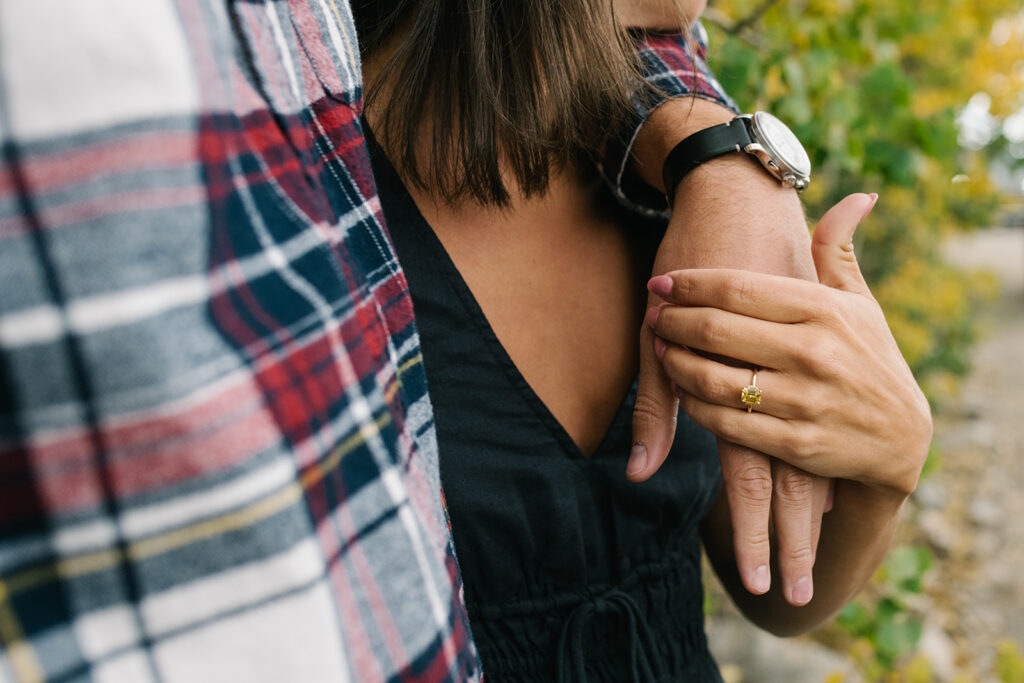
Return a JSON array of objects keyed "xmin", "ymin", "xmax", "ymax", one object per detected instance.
[
  {"xmin": 705, "ymin": 0, "xmax": 1022, "ymax": 397},
  {"xmin": 703, "ymin": 2, "xmax": 1023, "ymax": 679}
]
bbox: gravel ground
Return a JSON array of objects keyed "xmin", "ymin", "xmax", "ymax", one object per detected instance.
[
  {"xmin": 917, "ymin": 226, "xmax": 1024, "ymax": 679},
  {"xmin": 704, "ymin": 226, "xmax": 1024, "ymax": 682}
]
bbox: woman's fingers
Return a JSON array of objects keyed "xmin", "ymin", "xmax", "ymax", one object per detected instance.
[
  {"xmin": 674, "ymin": 386, "xmax": 835, "ymax": 476},
  {"xmin": 659, "ymin": 344, "xmax": 806, "ymax": 420},
  {"xmin": 648, "ymin": 269, "xmax": 825, "ymax": 324},
  {"xmin": 811, "ymin": 192, "xmax": 876, "ymax": 295},
  {"xmin": 648, "ymin": 304, "xmax": 803, "ymax": 374}
]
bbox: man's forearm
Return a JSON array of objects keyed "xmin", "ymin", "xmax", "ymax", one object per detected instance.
[
  {"xmin": 633, "ymin": 96, "xmax": 824, "ymax": 605},
  {"xmin": 632, "ymin": 97, "xmax": 816, "ymax": 279}
]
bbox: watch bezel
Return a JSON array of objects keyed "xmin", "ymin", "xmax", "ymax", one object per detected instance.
[{"xmin": 744, "ymin": 112, "xmax": 811, "ymax": 191}]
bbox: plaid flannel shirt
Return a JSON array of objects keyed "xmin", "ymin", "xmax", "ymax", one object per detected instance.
[
  {"xmin": 603, "ymin": 22, "xmax": 741, "ymax": 218},
  {"xmin": 0, "ymin": 3, "xmax": 733, "ymax": 681}
]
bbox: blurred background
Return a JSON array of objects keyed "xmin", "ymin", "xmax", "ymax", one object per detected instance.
[{"xmin": 695, "ymin": 0, "xmax": 1024, "ymax": 680}]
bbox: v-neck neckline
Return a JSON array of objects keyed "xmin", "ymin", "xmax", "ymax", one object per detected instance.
[
  {"xmin": 366, "ymin": 124, "xmax": 638, "ymax": 461},
  {"xmin": 428, "ymin": 231, "xmax": 640, "ymax": 460}
]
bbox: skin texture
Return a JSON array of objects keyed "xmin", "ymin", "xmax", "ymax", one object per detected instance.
[
  {"xmin": 626, "ymin": 95, "xmax": 832, "ymax": 606},
  {"xmin": 649, "ymin": 194, "xmax": 932, "ymax": 633},
  {"xmin": 614, "ymin": 0, "xmax": 696, "ymax": 28},
  {"xmin": 402, "ymin": 171, "xmax": 647, "ymax": 458}
]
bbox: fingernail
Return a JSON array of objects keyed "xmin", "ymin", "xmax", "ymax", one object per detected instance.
[
  {"xmin": 626, "ymin": 443, "xmax": 648, "ymax": 477},
  {"xmin": 751, "ymin": 565, "xmax": 770, "ymax": 594},
  {"xmin": 644, "ymin": 305, "xmax": 661, "ymax": 328},
  {"xmin": 860, "ymin": 193, "xmax": 879, "ymax": 222},
  {"xmin": 647, "ymin": 275, "xmax": 672, "ymax": 298},
  {"xmin": 654, "ymin": 337, "xmax": 666, "ymax": 360},
  {"xmin": 791, "ymin": 576, "xmax": 813, "ymax": 606},
  {"xmin": 824, "ymin": 485, "xmax": 835, "ymax": 513}
]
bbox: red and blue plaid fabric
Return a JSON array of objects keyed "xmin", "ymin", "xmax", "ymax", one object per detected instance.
[
  {"xmin": 0, "ymin": 1, "xmax": 477, "ymax": 680},
  {"xmin": 601, "ymin": 23, "xmax": 740, "ymax": 218},
  {"xmin": 0, "ymin": 2, "xmax": 733, "ymax": 680}
]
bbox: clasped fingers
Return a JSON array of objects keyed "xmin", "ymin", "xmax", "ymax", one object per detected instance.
[
  {"xmin": 648, "ymin": 310, "xmax": 931, "ymax": 493},
  {"xmin": 646, "ymin": 304, "xmax": 810, "ymax": 375},
  {"xmin": 656, "ymin": 342, "xmax": 821, "ymax": 422}
]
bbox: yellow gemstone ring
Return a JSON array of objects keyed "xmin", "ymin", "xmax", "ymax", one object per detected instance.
[{"xmin": 740, "ymin": 369, "xmax": 762, "ymax": 413}]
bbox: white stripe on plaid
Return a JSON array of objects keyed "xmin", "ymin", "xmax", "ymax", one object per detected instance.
[
  {"xmin": 0, "ymin": 0, "xmax": 198, "ymax": 142},
  {"xmin": 313, "ymin": 0, "xmax": 359, "ymax": 94},
  {"xmin": 9, "ymin": 456, "xmax": 295, "ymax": 576},
  {"xmin": 90, "ymin": 651, "xmax": 153, "ymax": 683},
  {"xmin": 122, "ymin": 456, "xmax": 295, "ymax": 539},
  {"xmin": 0, "ymin": 191, "xmax": 380, "ymax": 350},
  {"xmin": 153, "ymin": 578, "xmax": 350, "ymax": 683},
  {"xmin": 142, "ymin": 537, "xmax": 325, "ymax": 636},
  {"xmin": 72, "ymin": 605, "xmax": 142, "ymax": 663},
  {"xmin": 0, "ymin": 276, "xmax": 209, "ymax": 348}
]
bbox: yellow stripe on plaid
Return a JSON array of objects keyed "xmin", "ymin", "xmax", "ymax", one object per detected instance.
[
  {"xmin": 2, "ymin": 411, "xmax": 394, "ymax": 601},
  {"xmin": 383, "ymin": 354, "xmax": 422, "ymax": 404},
  {"xmin": 325, "ymin": 0, "xmax": 358, "ymax": 81},
  {"xmin": 0, "ymin": 578, "xmax": 45, "ymax": 683}
]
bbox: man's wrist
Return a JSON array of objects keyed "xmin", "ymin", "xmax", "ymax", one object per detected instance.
[
  {"xmin": 650, "ymin": 156, "xmax": 815, "ymax": 278},
  {"xmin": 630, "ymin": 96, "xmax": 743, "ymax": 193},
  {"xmin": 639, "ymin": 99, "xmax": 816, "ymax": 280}
]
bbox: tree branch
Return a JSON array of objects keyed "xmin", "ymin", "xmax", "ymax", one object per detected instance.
[
  {"xmin": 702, "ymin": 7, "xmax": 765, "ymax": 49},
  {"xmin": 730, "ymin": 0, "xmax": 782, "ymax": 34}
]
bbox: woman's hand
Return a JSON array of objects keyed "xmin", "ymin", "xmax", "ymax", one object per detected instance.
[{"xmin": 646, "ymin": 193, "xmax": 932, "ymax": 498}]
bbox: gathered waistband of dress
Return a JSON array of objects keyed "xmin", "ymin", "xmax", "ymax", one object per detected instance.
[
  {"xmin": 472, "ymin": 595, "xmax": 713, "ymax": 681},
  {"xmin": 468, "ymin": 548, "xmax": 712, "ymax": 680},
  {"xmin": 468, "ymin": 539, "xmax": 702, "ymax": 620}
]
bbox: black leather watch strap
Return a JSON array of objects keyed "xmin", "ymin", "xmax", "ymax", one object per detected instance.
[{"xmin": 662, "ymin": 117, "xmax": 752, "ymax": 205}]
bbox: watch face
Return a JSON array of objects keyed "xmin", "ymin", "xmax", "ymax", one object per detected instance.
[{"xmin": 750, "ymin": 112, "xmax": 811, "ymax": 178}]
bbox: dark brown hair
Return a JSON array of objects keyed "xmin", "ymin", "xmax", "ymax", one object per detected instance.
[{"xmin": 352, "ymin": 0, "xmax": 644, "ymax": 206}]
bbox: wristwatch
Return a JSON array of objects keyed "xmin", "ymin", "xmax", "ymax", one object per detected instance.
[{"xmin": 661, "ymin": 111, "xmax": 811, "ymax": 204}]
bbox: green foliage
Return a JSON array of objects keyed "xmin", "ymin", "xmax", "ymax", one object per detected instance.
[
  {"xmin": 703, "ymin": 579, "xmax": 718, "ymax": 616},
  {"xmin": 835, "ymin": 545, "xmax": 934, "ymax": 677},
  {"xmin": 701, "ymin": 3, "xmax": 1021, "ymax": 677},
  {"xmin": 705, "ymin": 0, "xmax": 1020, "ymax": 392},
  {"xmin": 919, "ymin": 443, "xmax": 942, "ymax": 480},
  {"xmin": 996, "ymin": 640, "xmax": 1024, "ymax": 683}
]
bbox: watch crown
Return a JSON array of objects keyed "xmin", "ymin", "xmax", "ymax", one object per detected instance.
[{"xmin": 781, "ymin": 174, "xmax": 809, "ymax": 192}]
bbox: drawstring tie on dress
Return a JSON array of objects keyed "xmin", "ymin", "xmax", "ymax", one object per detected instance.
[{"xmin": 555, "ymin": 588, "xmax": 667, "ymax": 683}]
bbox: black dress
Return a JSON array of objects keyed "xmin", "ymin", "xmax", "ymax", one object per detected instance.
[{"xmin": 369, "ymin": 135, "xmax": 725, "ymax": 683}]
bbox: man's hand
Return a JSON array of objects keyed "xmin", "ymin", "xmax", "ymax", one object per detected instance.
[{"xmin": 624, "ymin": 95, "xmax": 831, "ymax": 605}]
